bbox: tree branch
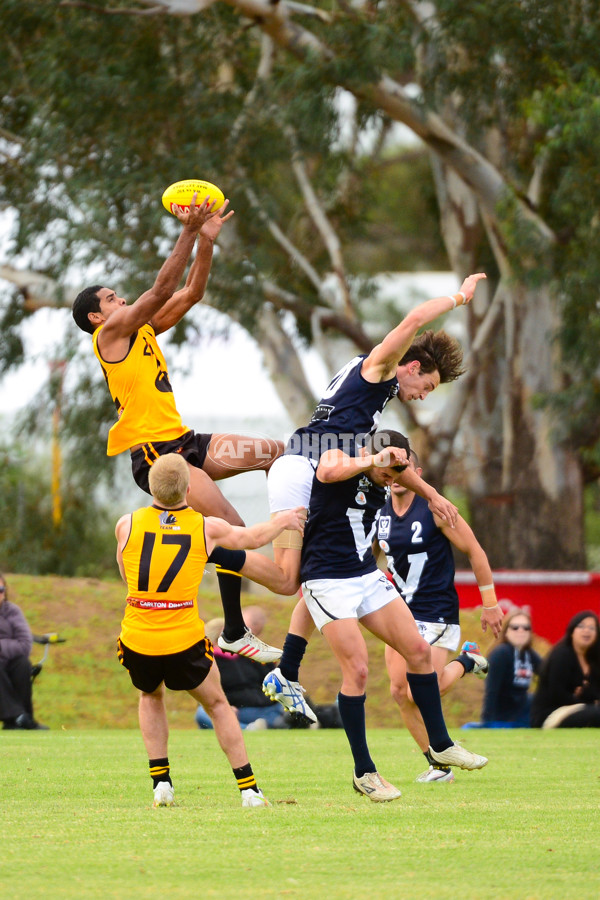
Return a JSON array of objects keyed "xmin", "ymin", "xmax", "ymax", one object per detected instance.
[
  {"xmin": 220, "ymin": 0, "xmax": 556, "ymax": 247},
  {"xmin": 59, "ymin": 1, "xmax": 167, "ymax": 16},
  {"xmin": 282, "ymin": 123, "xmax": 355, "ymax": 320}
]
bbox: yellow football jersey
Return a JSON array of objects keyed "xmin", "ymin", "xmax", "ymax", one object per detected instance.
[
  {"xmin": 119, "ymin": 504, "xmax": 208, "ymax": 655},
  {"xmin": 93, "ymin": 323, "xmax": 188, "ymax": 456}
]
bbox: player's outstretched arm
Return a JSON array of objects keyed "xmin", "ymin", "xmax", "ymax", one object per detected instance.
[
  {"xmin": 316, "ymin": 446, "xmax": 408, "ymax": 483},
  {"xmin": 204, "ymin": 507, "xmax": 306, "ymax": 556},
  {"xmin": 437, "ymin": 514, "xmax": 503, "ymax": 638},
  {"xmin": 394, "ymin": 466, "xmax": 459, "ymax": 528},
  {"xmin": 362, "ymin": 273, "xmax": 487, "ymax": 382},
  {"xmin": 151, "ymin": 202, "xmax": 234, "ymax": 335},
  {"xmin": 100, "ymin": 195, "xmax": 217, "ymax": 342}
]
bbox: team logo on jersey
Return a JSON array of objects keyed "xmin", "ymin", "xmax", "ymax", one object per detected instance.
[
  {"xmin": 378, "ymin": 515, "xmax": 391, "ymax": 539},
  {"xmin": 159, "ymin": 511, "xmax": 180, "ymax": 530},
  {"xmin": 311, "ymin": 403, "xmax": 335, "ymax": 422},
  {"xmin": 355, "ymin": 491, "xmax": 367, "ymax": 505}
]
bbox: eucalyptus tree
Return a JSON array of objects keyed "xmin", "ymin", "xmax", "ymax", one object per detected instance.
[{"xmin": 1, "ymin": 0, "xmax": 599, "ymax": 568}]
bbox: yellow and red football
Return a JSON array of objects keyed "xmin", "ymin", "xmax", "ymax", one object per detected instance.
[{"xmin": 161, "ymin": 179, "xmax": 225, "ymax": 216}]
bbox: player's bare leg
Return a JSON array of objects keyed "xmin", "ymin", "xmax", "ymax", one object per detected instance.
[
  {"xmin": 185, "ymin": 465, "xmax": 282, "ymax": 661},
  {"xmin": 191, "ymin": 663, "xmax": 269, "ymax": 807},
  {"xmin": 361, "ymin": 598, "xmax": 487, "ymax": 772},
  {"xmin": 321, "ymin": 617, "xmax": 400, "ymax": 801},
  {"xmin": 191, "ymin": 665, "xmax": 248, "ymax": 768},
  {"xmin": 139, "ymin": 684, "xmax": 169, "ymax": 759},
  {"xmin": 186, "ymin": 464, "xmax": 244, "ymax": 523},
  {"xmin": 203, "ymin": 433, "xmax": 283, "ymax": 480},
  {"xmin": 138, "ymin": 684, "xmax": 176, "ymax": 807},
  {"xmin": 386, "ymin": 644, "xmax": 451, "ymax": 753}
]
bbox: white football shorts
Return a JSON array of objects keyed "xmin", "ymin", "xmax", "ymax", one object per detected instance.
[
  {"xmin": 414, "ymin": 620, "xmax": 461, "ymax": 652},
  {"xmin": 267, "ymin": 454, "xmax": 317, "ymax": 513},
  {"xmin": 302, "ymin": 569, "xmax": 400, "ymax": 632}
]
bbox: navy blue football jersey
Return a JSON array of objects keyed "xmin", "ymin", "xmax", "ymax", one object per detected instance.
[
  {"xmin": 286, "ymin": 355, "xmax": 399, "ymax": 460},
  {"xmin": 300, "ymin": 471, "xmax": 386, "ymax": 581},
  {"xmin": 376, "ymin": 494, "xmax": 459, "ymax": 624}
]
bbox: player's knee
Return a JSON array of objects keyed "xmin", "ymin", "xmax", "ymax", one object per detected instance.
[
  {"xmin": 389, "ymin": 678, "xmax": 409, "ymax": 707},
  {"xmin": 405, "ymin": 637, "xmax": 432, "ymax": 671},
  {"xmin": 349, "ymin": 659, "xmax": 369, "ymax": 691},
  {"xmin": 200, "ymin": 691, "xmax": 229, "ymax": 720}
]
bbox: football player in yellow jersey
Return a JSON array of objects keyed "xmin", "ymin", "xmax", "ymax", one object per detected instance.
[
  {"xmin": 115, "ymin": 453, "xmax": 305, "ymax": 808},
  {"xmin": 72, "ymin": 193, "xmax": 287, "ymax": 665}
]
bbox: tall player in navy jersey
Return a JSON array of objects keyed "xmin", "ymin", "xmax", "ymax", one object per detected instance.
[
  {"xmin": 287, "ymin": 429, "xmax": 488, "ymax": 800},
  {"xmin": 264, "ymin": 273, "xmax": 486, "ymax": 722},
  {"xmin": 374, "ymin": 451, "xmax": 503, "ymax": 783}
]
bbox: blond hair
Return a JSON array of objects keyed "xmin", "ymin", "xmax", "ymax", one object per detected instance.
[{"xmin": 148, "ymin": 453, "xmax": 190, "ymax": 507}]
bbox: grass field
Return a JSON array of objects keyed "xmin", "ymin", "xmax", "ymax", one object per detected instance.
[{"xmin": 2, "ymin": 728, "xmax": 599, "ymax": 900}]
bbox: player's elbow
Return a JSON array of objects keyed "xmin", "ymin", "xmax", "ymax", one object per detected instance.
[{"xmin": 316, "ymin": 466, "xmax": 339, "ymax": 484}]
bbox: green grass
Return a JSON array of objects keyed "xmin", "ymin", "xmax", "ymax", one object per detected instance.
[{"xmin": 1, "ymin": 729, "xmax": 599, "ymax": 900}]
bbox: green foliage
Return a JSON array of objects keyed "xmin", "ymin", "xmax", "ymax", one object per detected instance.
[
  {"xmin": 0, "ymin": 440, "xmax": 117, "ymax": 576},
  {"xmin": 2, "ymin": 0, "xmax": 600, "ymax": 508}
]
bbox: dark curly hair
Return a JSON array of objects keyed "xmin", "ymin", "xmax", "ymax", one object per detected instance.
[
  {"xmin": 400, "ymin": 329, "xmax": 465, "ymax": 383},
  {"xmin": 72, "ymin": 285, "xmax": 103, "ymax": 334}
]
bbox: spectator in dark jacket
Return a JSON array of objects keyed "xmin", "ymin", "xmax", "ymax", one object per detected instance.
[
  {"xmin": 481, "ymin": 609, "xmax": 543, "ymax": 727},
  {"xmin": 0, "ymin": 573, "xmax": 47, "ymax": 730},
  {"xmin": 531, "ymin": 610, "xmax": 600, "ymax": 728},
  {"xmin": 195, "ymin": 607, "xmax": 288, "ymax": 730}
]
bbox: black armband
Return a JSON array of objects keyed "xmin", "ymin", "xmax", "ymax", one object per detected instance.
[{"xmin": 207, "ymin": 546, "xmax": 247, "ymax": 573}]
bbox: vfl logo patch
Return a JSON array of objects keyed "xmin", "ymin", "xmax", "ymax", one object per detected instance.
[
  {"xmin": 310, "ymin": 403, "xmax": 335, "ymax": 422},
  {"xmin": 378, "ymin": 515, "xmax": 391, "ymax": 539}
]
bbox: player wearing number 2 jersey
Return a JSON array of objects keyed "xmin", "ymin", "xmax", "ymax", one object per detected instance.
[
  {"xmin": 374, "ymin": 450, "xmax": 503, "ymax": 783},
  {"xmin": 115, "ymin": 453, "xmax": 305, "ymax": 809}
]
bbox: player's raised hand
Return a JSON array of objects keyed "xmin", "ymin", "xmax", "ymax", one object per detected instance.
[
  {"xmin": 372, "ymin": 446, "xmax": 408, "ymax": 470},
  {"xmin": 427, "ymin": 492, "xmax": 459, "ymax": 528},
  {"xmin": 275, "ymin": 506, "xmax": 307, "ymax": 535},
  {"xmin": 173, "ymin": 192, "xmax": 218, "ymax": 231},
  {"xmin": 458, "ymin": 272, "xmax": 487, "ymax": 304},
  {"xmin": 200, "ymin": 200, "xmax": 234, "ymax": 241}
]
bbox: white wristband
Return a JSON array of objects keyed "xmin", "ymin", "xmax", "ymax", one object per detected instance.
[
  {"xmin": 447, "ymin": 295, "xmax": 457, "ymax": 309},
  {"xmin": 457, "ymin": 291, "xmax": 467, "ymax": 305}
]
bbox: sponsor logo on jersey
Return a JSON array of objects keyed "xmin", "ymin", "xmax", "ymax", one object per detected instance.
[
  {"xmin": 127, "ymin": 598, "xmax": 194, "ymax": 610},
  {"xmin": 355, "ymin": 491, "xmax": 367, "ymax": 506}
]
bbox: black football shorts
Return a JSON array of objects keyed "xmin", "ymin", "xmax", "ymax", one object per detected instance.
[{"xmin": 117, "ymin": 637, "xmax": 214, "ymax": 693}]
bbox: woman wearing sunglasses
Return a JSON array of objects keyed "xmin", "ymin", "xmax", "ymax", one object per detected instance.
[
  {"xmin": 480, "ymin": 609, "xmax": 543, "ymax": 727},
  {"xmin": 531, "ymin": 610, "xmax": 600, "ymax": 728}
]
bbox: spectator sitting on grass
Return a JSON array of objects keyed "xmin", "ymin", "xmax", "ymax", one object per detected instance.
[
  {"xmin": 530, "ymin": 610, "xmax": 600, "ymax": 729},
  {"xmin": 196, "ymin": 607, "xmax": 289, "ymax": 731},
  {"xmin": 480, "ymin": 609, "xmax": 543, "ymax": 728}
]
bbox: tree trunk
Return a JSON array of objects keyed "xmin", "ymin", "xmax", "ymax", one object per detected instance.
[
  {"xmin": 462, "ymin": 282, "xmax": 586, "ymax": 569},
  {"xmin": 430, "ymin": 160, "xmax": 586, "ymax": 569}
]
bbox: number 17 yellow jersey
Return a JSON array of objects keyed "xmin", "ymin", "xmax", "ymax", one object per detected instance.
[{"xmin": 119, "ymin": 504, "xmax": 208, "ymax": 655}]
